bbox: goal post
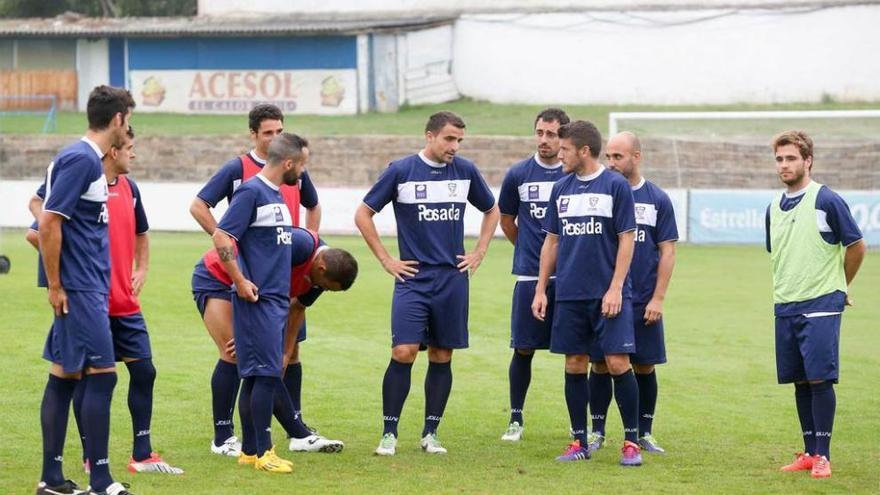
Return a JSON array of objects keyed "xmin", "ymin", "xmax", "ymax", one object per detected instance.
[{"xmin": 0, "ymin": 94, "xmax": 57, "ymax": 133}]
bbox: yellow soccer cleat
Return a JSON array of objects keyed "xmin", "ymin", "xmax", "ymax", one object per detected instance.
[
  {"xmin": 237, "ymin": 452, "xmax": 257, "ymax": 466},
  {"xmin": 254, "ymin": 449, "xmax": 293, "ymax": 474}
]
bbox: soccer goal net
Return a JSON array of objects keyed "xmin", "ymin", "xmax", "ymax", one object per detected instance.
[{"xmin": 0, "ymin": 94, "xmax": 57, "ymax": 133}]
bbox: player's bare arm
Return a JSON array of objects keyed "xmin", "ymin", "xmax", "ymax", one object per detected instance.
[
  {"xmin": 354, "ymin": 202, "xmax": 419, "ymax": 282},
  {"xmin": 305, "ymin": 203, "xmax": 322, "ymax": 232},
  {"xmin": 645, "ymin": 240, "xmax": 676, "ymax": 325},
  {"xmin": 28, "ymin": 195, "xmax": 43, "ymax": 220},
  {"xmin": 843, "ymin": 239, "xmax": 866, "ymax": 306},
  {"xmin": 132, "ymin": 233, "xmax": 149, "ymax": 296},
  {"xmin": 603, "ymin": 230, "xmax": 635, "ymax": 319},
  {"xmin": 499, "ymin": 214, "xmax": 518, "ymax": 245},
  {"xmin": 212, "ymin": 230, "xmax": 258, "ymax": 302},
  {"xmin": 282, "ymin": 301, "xmax": 307, "ymax": 369},
  {"xmin": 532, "ymin": 233, "xmax": 559, "ymax": 321},
  {"xmin": 457, "ymin": 205, "xmax": 500, "ymax": 274},
  {"xmin": 190, "ymin": 197, "xmax": 217, "ymax": 235},
  {"xmin": 39, "ymin": 211, "xmax": 68, "ymax": 316}
]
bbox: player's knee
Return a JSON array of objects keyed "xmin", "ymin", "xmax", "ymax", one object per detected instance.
[
  {"xmin": 126, "ymin": 358, "xmax": 157, "ymax": 386},
  {"xmin": 391, "ymin": 345, "xmax": 419, "ymax": 364},
  {"xmin": 605, "ymin": 354, "xmax": 632, "ymax": 375},
  {"xmin": 427, "ymin": 346, "xmax": 452, "ymax": 363},
  {"xmin": 565, "ymin": 355, "xmax": 589, "ymax": 374},
  {"xmin": 590, "ymin": 361, "xmax": 609, "ymax": 374},
  {"xmin": 633, "ymin": 364, "xmax": 654, "ymax": 374},
  {"xmin": 514, "ymin": 349, "xmax": 535, "ymax": 357}
]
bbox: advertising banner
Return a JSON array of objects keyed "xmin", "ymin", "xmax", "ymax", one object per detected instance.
[{"xmin": 130, "ymin": 69, "xmax": 357, "ymax": 115}]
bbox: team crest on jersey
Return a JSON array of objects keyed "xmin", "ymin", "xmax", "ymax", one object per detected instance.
[
  {"xmin": 447, "ymin": 182, "xmax": 458, "ymax": 197},
  {"xmin": 559, "ymin": 197, "xmax": 570, "ymax": 213},
  {"xmin": 273, "ymin": 206, "xmax": 284, "ymax": 222},
  {"xmin": 588, "ymin": 197, "xmax": 599, "ymax": 208},
  {"xmin": 415, "ymin": 183, "xmax": 428, "ymax": 199},
  {"xmin": 635, "ymin": 205, "xmax": 645, "ymax": 219},
  {"xmin": 528, "ymin": 185, "xmax": 539, "ymax": 200}
]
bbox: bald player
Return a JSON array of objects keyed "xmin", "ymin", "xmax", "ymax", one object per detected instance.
[{"xmin": 588, "ymin": 132, "xmax": 678, "ymax": 454}]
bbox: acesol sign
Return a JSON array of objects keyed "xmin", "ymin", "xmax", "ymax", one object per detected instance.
[{"xmin": 130, "ymin": 69, "xmax": 357, "ymax": 115}]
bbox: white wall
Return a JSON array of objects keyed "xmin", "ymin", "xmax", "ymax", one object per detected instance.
[
  {"xmin": 76, "ymin": 39, "xmax": 109, "ymax": 111},
  {"xmin": 454, "ymin": 6, "xmax": 880, "ymax": 104},
  {"xmin": 199, "ymin": 0, "xmax": 854, "ymax": 15}
]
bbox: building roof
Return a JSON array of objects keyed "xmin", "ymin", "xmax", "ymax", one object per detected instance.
[{"xmin": 0, "ymin": 12, "xmax": 456, "ymax": 38}]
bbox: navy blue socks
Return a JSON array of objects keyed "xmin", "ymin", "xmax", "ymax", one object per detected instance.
[
  {"xmin": 422, "ymin": 361, "xmax": 453, "ymax": 437},
  {"xmin": 211, "ymin": 359, "xmax": 240, "ymax": 446},
  {"xmin": 508, "ymin": 351, "xmax": 533, "ymax": 425},
  {"xmin": 251, "ymin": 376, "xmax": 277, "ymax": 457},
  {"xmin": 72, "ymin": 378, "xmax": 87, "ymax": 463},
  {"xmin": 40, "ymin": 375, "xmax": 78, "ymax": 486},
  {"xmin": 794, "ymin": 382, "xmax": 815, "ymax": 454},
  {"xmin": 564, "ymin": 372, "xmax": 589, "ymax": 444},
  {"xmin": 273, "ymin": 380, "xmax": 311, "ymax": 439},
  {"xmin": 635, "ymin": 370, "xmax": 658, "ymax": 437},
  {"xmin": 382, "ymin": 359, "xmax": 413, "ymax": 436},
  {"xmin": 82, "ymin": 372, "xmax": 117, "ymax": 492},
  {"xmin": 283, "ymin": 363, "xmax": 303, "ymax": 418},
  {"xmin": 589, "ymin": 370, "xmax": 612, "ymax": 436},
  {"xmin": 811, "ymin": 381, "xmax": 836, "ymax": 459},
  {"xmin": 126, "ymin": 359, "xmax": 156, "ymax": 462},
  {"xmin": 238, "ymin": 377, "xmax": 256, "ymax": 456},
  {"xmin": 612, "ymin": 370, "xmax": 640, "ymax": 444}
]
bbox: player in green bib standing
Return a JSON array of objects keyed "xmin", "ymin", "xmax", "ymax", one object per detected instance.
[{"xmin": 766, "ymin": 131, "xmax": 866, "ymax": 479}]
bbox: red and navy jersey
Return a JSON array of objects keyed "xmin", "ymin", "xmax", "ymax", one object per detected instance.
[
  {"xmin": 543, "ymin": 166, "xmax": 637, "ymax": 301},
  {"xmin": 199, "ymin": 227, "xmax": 325, "ymax": 305},
  {"xmin": 362, "ymin": 152, "xmax": 496, "ymax": 267},
  {"xmin": 196, "ymin": 150, "xmax": 318, "ymax": 227},
  {"xmin": 40, "ymin": 137, "xmax": 109, "ymax": 293},
  {"xmin": 498, "ymin": 154, "xmax": 566, "ymax": 277},
  {"xmin": 630, "ymin": 178, "xmax": 678, "ymax": 305},
  {"xmin": 289, "ymin": 227, "xmax": 326, "ymax": 307},
  {"xmin": 216, "ymin": 174, "xmax": 294, "ymax": 297},
  {"xmin": 106, "ymin": 176, "xmax": 149, "ymax": 315}
]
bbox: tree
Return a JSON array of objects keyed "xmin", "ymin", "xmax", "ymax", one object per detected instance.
[{"xmin": 0, "ymin": 0, "xmax": 197, "ymax": 18}]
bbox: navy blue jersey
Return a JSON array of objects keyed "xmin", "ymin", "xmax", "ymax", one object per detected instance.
[
  {"xmin": 362, "ymin": 152, "xmax": 496, "ymax": 267},
  {"xmin": 216, "ymin": 174, "xmax": 294, "ymax": 297},
  {"xmin": 498, "ymin": 154, "xmax": 565, "ymax": 276},
  {"xmin": 196, "ymin": 151, "xmax": 318, "ymax": 209},
  {"xmin": 764, "ymin": 183, "xmax": 863, "ymax": 316},
  {"xmin": 37, "ymin": 176, "xmax": 147, "ymax": 233},
  {"xmin": 41, "ymin": 138, "xmax": 110, "ymax": 292},
  {"xmin": 630, "ymin": 179, "xmax": 679, "ymax": 304},
  {"xmin": 543, "ymin": 166, "xmax": 636, "ymax": 301}
]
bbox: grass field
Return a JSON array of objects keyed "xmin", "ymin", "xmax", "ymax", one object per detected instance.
[
  {"xmin": 2, "ymin": 99, "xmax": 879, "ymax": 136},
  {"xmin": 0, "ymin": 230, "xmax": 878, "ymax": 494}
]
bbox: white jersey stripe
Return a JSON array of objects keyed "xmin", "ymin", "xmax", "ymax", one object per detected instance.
[
  {"xmin": 397, "ymin": 180, "xmax": 471, "ymax": 204},
  {"xmin": 517, "ymin": 181, "xmax": 555, "ymax": 202},
  {"xmin": 557, "ymin": 193, "xmax": 614, "ymax": 219},
  {"xmin": 251, "ymin": 203, "xmax": 293, "ymax": 228}
]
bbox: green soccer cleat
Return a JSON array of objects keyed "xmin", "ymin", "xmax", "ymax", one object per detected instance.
[
  {"xmin": 374, "ymin": 433, "xmax": 397, "ymax": 456},
  {"xmin": 420, "ymin": 433, "xmax": 448, "ymax": 454},
  {"xmin": 501, "ymin": 422, "xmax": 524, "ymax": 442}
]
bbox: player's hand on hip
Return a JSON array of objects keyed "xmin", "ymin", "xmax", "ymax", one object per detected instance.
[
  {"xmin": 236, "ymin": 279, "xmax": 259, "ymax": 302},
  {"xmin": 644, "ymin": 298, "xmax": 663, "ymax": 325},
  {"xmin": 48, "ymin": 285, "xmax": 68, "ymax": 316},
  {"xmin": 601, "ymin": 288, "xmax": 623, "ymax": 318},
  {"xmin": 531, "ymin": 291, "xmax": 548, "ymax": 321},
  {"xmin": 131, "ymin": 269, "xmax": 147, "ymax": 296},
  {"xmin": 225, "ymin": 338, "xmax": 236, "ymax": 358},
  {"xmin": 457, "ymin": 249, "xmax": 486, "ymax": 275},
  {"xmin": 381, "ymin": 257, "xmax": 419, "ymax": 282},
  {"xmin": 845, "ymin": 294, "xmax": 854, "ymax": 307}
]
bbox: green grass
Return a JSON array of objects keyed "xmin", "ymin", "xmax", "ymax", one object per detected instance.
[
  {"xmin": 2, "ymin": 99, "xmax": 879, "ymax": 136},
  {"xmin": 0, "ymin": 230, "xmax": 878, "ymax": 494}
]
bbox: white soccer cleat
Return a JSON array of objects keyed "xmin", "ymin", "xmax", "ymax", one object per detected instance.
[
  {"xmin": 501, "ymin": 421, "xmax": 524, "ymax": 442},
  {"xmin": 374, "ymin": 433, "xmax": 397, "ymax": 456},
  {"xmin": 420, "ymin": 433, "xmax": 447, "ymax": 454},
  {"xmin": 210, "ymin": 435, "xmax": 242, "ymax": 457},
  {"xmin": 288, "ymin": 434, "xmax": 344, "ymax": 453}
]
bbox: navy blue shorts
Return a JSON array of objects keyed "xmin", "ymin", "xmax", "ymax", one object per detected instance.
[
  {"xmin": 192, "ymin": 262, "xmax": 233, "ymax": 318},
  {"xmin": 391, "ymin": 265, "xmax": 469, "ymax": 349},
  {"xmin": 110, "ymin": 312, "xmax": 152, "ymax": 361},
  {"xmin": 775, "ymin": 313, "xmax": 840, "ymax": 384},
  {"xmin": 43, "ymin": 290, "xmax": 115, "ymax": 373},
  {"xmin": 510, "ymin": 279, "xmax": 554, "ymax": 350},
  {"xmin": 233, "ymin": 294, "xmax": 288, "ymax": 378},
  {"xmin": 629, "ymin": 303, "xmax": 667, "ymax": 365},
  {"xmin": 551, "ymin": 299, "xmax": 635, "ymax": 357}
]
